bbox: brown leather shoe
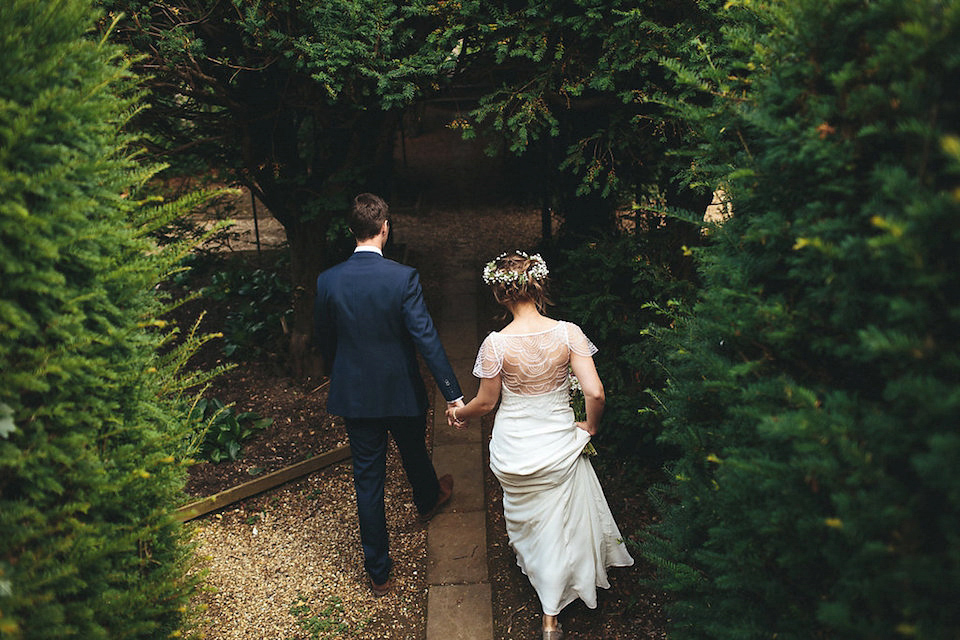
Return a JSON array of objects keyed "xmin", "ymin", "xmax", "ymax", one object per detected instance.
[
  {"xmin": 370, "ymin": 576, "xmax": 394, "ymax": 597},
  {"xmin": 419, "ymin": 474, "xmax": 453, "ymax": 522}
]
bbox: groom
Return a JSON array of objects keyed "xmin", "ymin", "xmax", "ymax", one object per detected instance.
[{"xmin": 313, "ymin": 193, "xmax": 464, "ymax": 596}]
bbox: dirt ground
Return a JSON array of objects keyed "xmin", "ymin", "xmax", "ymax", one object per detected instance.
[{"xmin": 175, "ymin": 105, "xmax": 668, "ymax": 639}]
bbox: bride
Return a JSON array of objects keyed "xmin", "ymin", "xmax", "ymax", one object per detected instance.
[{"xmin": 447, "ymin": 251, "xmax": 634, "ymax": 640}]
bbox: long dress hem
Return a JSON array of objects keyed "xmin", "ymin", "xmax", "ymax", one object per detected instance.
[{"xmin": 489, "ymin": 386, "xmax": 635, "ymax": 616}]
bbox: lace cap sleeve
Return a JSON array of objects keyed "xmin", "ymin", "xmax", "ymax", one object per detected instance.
[
  {"xmin": 473, "ymin": 333, "xmax": 503, "ymax": 378},
  {"xmin": 563, "ymin": 322, "xmax": 598, "ymax": 357}
]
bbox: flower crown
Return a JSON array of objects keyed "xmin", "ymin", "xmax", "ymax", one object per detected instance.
[{"xmin": 482, "ymin": 251, "xmax": 549, "ymax": 286}]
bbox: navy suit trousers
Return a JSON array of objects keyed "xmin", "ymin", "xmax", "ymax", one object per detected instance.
[{"xmin": 345, "ymin": 414, "xmax": 440, "ymax": 584}]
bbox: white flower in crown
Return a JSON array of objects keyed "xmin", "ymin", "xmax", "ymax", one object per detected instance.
[{"xmin": 482, "ymin": 251, "xmax": 549, "ymax": 285}]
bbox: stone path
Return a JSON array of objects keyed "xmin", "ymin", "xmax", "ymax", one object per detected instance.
[{"xmin": 425, "ymin": 246, "xmax": 493, "ymax": 639}]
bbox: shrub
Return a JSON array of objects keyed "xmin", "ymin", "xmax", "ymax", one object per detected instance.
[
  {"xmin": 551, "ymin": 230, "xmax": 697, "ymax": 463},
  {"xmin": 192, "ymin": 398, "xmax": 273, "ymax": 463},
  {"xmin": 0, "ymin": 1, "xmax": 211, "ymax": 636},
  {"xmin": 645, "ymin": 0, "xmax": 960, "ymax": 637},
  {"xmin": 204, "ymin": 259, "xmax": 293, "ymax": 359}
]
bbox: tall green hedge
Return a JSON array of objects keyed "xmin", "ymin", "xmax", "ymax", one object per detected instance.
[
  {"xmin": 551, "ymin": 231, "xmax": 698, "ymax": 462},
  {"xmin": 0, "ymin": 1, "xmax": 202, "ymax": 637},
  {"xmin": 646, "ymin": 0, "xmax": 960, "ymax": 637}
]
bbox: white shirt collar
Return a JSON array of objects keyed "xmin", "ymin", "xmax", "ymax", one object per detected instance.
[{"xmin": 354, "ymin": 245, "xmax": 383, "ymax": 256}]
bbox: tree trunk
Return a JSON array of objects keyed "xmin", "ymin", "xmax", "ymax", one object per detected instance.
[
  {"xmin": 284, "ymin": 218, "xmax": 334, "ymax": 379},
  {"xmin": 237, "ymin": 102, "xmax": 400, "ymax": 378}
]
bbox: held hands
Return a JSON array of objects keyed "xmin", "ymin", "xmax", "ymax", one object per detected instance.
[{"xmin": 446, "ymin": 398, "xmax": 466, "ymax": 430}]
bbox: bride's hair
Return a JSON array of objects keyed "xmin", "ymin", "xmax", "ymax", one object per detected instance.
[{"xmin": 483, "ymin": 251, "xmax": 552, "ymax": 312}]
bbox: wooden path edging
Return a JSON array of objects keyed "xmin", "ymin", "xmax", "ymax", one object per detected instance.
[{"xmin": 175, "ymin": 445, "xmax": 352, "ymax": 522}]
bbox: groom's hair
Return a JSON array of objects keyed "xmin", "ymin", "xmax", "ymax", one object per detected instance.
[{"xmin": 350, "ymin": 193, "xmax": 389, "ymax": 240}]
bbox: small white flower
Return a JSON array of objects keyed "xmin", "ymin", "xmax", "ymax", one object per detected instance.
[{"xmin": 482, "ymin": 251, "xmax": 549, "ymax": 285}]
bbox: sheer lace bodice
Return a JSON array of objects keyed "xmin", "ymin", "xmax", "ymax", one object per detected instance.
[{"xmin": 473, "ymin": 321, "xmax": 598, "ymax": 395}]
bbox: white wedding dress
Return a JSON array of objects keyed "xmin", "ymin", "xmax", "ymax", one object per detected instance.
[{"xmin": 474, "ymin": 321, "xmax": 634, "ymax": 616}]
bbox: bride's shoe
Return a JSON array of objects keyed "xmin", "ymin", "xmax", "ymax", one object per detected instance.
[{"xmin": 542, "ymin": 622, "xmax": 563, "ymax": 639}]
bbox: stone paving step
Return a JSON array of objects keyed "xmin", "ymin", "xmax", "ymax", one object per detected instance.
[
  {"xmin": 431, "ymin": 444, "xmax": 484, "ymax": 512},
  {"xmin": 426, "ymin": 264, "xmax": 492, "ymax": 640},
  {"xmin": 427, "ymin": 510, "xmax": 487, "ymax": 584},
  {"xmin": 427, "ymin": 584, "xmax": 494, "ymax": 640}
]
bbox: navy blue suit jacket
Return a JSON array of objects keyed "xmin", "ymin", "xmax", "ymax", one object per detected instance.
[{"xmin": 314, "ymin": 251, "xmax": 462, "ymax": 418}]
